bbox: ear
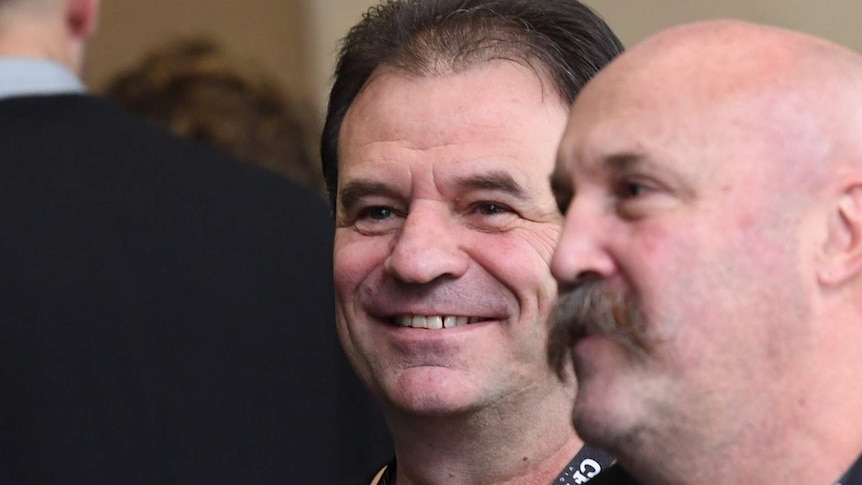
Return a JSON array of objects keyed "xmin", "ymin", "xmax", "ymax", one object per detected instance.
[
  {"xmin": 818, "ymin": 185, "xmax": 862, "ymax": 286},
  {"xmin": 66, "ymin": 0, "xmax": 100, "ymax": 39}
]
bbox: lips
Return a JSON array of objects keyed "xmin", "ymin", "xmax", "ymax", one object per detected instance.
[{"xmin": 394, "ymin": 315, "xmax": 488, "ymax": 329}]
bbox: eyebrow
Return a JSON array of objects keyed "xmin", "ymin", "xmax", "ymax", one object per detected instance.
[
  {"xmin": 605, "ymin": 152, "xmax": 645, "ymax": 172},
  {"xmin": 338, "ymin": 170, "xmax": 529, "ymax": 212},
  {"xmin": 549, "ymin": 152, "xmax": 645, "ymax": 197},
  {"xmin": 338, "ymin": 179, "xmax": 402, "ymax": 213},
  {"xmin": 454, "ymin": 170, "xmax": 528, "ymax": 199}
]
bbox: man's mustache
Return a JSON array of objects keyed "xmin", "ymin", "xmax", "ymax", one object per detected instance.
[{"xmin": 548, "ymin": 275, "xmax": 649, "ymax": 379}]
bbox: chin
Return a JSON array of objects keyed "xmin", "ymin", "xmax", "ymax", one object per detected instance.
[
  {"xmin": 381, "ymin": 370, "xmax": 483, "ymax": 417},
  {"xmin": 572, "ymin": 390, "xmax": 645, "ymax": 455},
  {"xmin": 572, "ymin": 401, "xmax": 612, "ymax": 445},
  {"xmin": 405, "ymin": 385, "xmax": 480, "ymax": 413},
  {"xmin": 384, "ymin": 391, "xmax": 478, "ymax": 418}
]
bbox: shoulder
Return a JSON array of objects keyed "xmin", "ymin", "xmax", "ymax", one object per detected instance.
[{"xmin": 0, "ymin": 93, "xmax": 332, "ymax": 223}]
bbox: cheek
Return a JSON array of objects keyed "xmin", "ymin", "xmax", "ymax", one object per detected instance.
[
  {"xmin": 629, "ymin": 219, "xmax": 801, "ymax": 365},
  {"xmin": 617, "ymin": 223, "xmax": 716, "ymax": 339},
  {"xmin": 333, "ymin": 232, "xmax": 389, "ymax": 375},
  {"xmin": 333, "ymin": 232, "xmax": 392, "ymax": 312},
  {"xmin": 469, "ymin": 230, "xmax": 559, "ymax": 313},
  {"xmin": 631, "ymin": 223, "xmax": 668, "ymax": 262}
]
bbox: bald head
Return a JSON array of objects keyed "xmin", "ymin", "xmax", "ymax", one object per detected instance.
[
  {"xmin": 583, "ymin": 20, "xmax": 862, "ymax": 155},
  {"xmin": 557, "ymin": 19, "xmax": 862, "ymax": 217},
  {"xmin": 0, "ymin": 0, "xmax": 62, "ymax": 30},
  {"xmin": 0, "ymin": 0, "xmax": 100, "ymax": 75},
  {"xmin": 617, "ymin": 19, "xmax": 858, "ymax": 78},
  {"xmin": 551, "ymin": 20, "xmax": 862, "ymax": 484}
]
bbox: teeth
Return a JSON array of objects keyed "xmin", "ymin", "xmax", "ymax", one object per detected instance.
[
  {"xmin": 427, "ymin": 316, "xmax": 443, "ymax": 330},
  {"xmin": 396, "ymin": 315, "xmax": 479, "ymax": 330}
]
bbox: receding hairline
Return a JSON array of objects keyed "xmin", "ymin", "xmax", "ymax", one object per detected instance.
[
  {"xmin": 359, "ymin": 16, "xmax": 581, "ymax": 108},
  {"xmin": 356, "ymin": 54, "xmax": 569, "ymax": 114}
]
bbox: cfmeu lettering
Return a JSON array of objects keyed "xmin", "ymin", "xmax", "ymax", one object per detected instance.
[{"xmin": 560, "ymin": 458, "xmax": 602, "ymax": 484}]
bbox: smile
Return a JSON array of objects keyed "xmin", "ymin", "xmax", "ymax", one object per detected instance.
[{"xmin": 394, "ymin": 315, "xmax": 487, "ymax": 330}]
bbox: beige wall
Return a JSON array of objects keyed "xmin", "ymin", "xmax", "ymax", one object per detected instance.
[
  {"xmin": 87, "ymin": 0, "xmax": 862, "ymax": 126},
  {"xmin": 86, "ymin": 0, "xmax": 310, "ymax": 106},
  {"xmin": 582, "ymin": 0, "xmax": 862, "ymax": 52},
  {"xmin": 305, "ymin": 0, "xmax": 378, "ymax": 120}
]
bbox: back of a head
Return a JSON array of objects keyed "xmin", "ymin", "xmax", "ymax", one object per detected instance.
[
  {"xmin": 106, "ymin": 37, "xmax": 325, "ymax": 192},
  {"xmin": 0, "ymin": 0, "xmax": 43, "ymax": 17},
  {"xmin": 0, "ymin": 0, "xmax": 97, "ymax": 74},
  {"xmin": 0, "ymin": 0, "xmax": 58, "ymax": 41},
  {"xmin": 0, "ymin": 0, "xmax": 17, "ymax": 11},
  {"xmin": 320, "ymin": 0, "xmax": 623, "ymax": 208}
]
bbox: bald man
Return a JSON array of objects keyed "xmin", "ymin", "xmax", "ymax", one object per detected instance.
[{"xmin": 548, "ymin": 20, "xmax": 862, "ymax": 485}]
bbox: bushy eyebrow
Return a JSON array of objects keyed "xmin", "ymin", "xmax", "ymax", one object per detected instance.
[
  {"xmin": 549, "ymin": 152, "xmax": 646, "ymax": 204},
  {"xmin": 338, "ymin": 170, "xmax": 528, "ymax": 212},
  {"xmin": 454, "ymin": 170, "xmax": 528, "ymax": 199},
  {"xmin": 338, "ymin": 179, "xmax": 401, "ymax": 213},
  {"xmin": 551, "ymin": 152, "xmax": 646, "ymax": 187}
]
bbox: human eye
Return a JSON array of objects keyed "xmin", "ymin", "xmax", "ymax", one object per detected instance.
[
  {"xmin": 615, "ymin": 177, "xmax": 652, "ymax": 199},
  {"xmin": 552, "ymin": 188, "xmax": 572, "ymax": 214},
  {"xmin": 473, "ymin": 201, "xmax": 513, "ymax": 216},
  {"xmin": 461, "ymin": 200, "xmax": 519, "ymax": 231},
  {"xmin": 359, "ymin": 206, "xmax": 395, "ymax": 221},
  {"xmin": 550, "ymin": 174, "xmax": 574, "ymax": 214},
  {"xmin": 613, "ymin": 175, "xmax": 672, "ymax": 219},
  {"xmin": 351, "ymin": 204, "xmax": 405, "ymax": 235}
]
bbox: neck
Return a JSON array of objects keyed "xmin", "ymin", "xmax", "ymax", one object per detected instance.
[
  {"xmin": 0, "ymin": 16, "xmax": 78, "ymax": 74},
  {"xmin": 386, "ymin": 388, "xmax": 582, "ymax": 485}
]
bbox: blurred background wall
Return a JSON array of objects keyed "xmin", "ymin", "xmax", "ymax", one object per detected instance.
[{"xmin": 86, "ymin": 0, "xmax": 862, "ymax": 143}]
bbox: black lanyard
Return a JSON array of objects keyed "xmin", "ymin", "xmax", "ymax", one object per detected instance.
[
  {"xmin": 553, "ymin": 444, "xmax": 615, "ymax": 485},
  {"xmin": 373, "ymin": 444, "xmax": 615, "ymax": 485},
  {"xmin": 838, "ymin": 454, "xmax": 862, "ymax": 485}
]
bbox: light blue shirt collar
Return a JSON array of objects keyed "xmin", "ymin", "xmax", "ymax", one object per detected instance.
[{"xmin": 0, "ymin": 57, "xmax": 86, "ymax": 99}]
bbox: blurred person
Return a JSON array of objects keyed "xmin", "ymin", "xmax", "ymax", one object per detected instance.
[
  {"xmin": 0, "ymin": 0, "xmax": 387, "ymax": 483},
  {"xmin": 104, "ymin": 37, "xmax": 325, "ymax": 192},
  {"xmin": 321, "ymin": 0, "xmax": 623, "ymax": 483},
  {"xmin": 549, "ymin": 19, "xmax": 862, "ymax": 485}
]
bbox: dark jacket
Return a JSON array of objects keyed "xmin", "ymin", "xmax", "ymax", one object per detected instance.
[{"xmin": 0, "ymin": 94, "xmax": 391, "ymax": 484}]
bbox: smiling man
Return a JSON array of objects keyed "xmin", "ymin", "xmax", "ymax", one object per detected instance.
[
  {"xmin": 321, "ymin": 0, "xmax": 622, "ymax": 484},
  {"xmin": 549, "ymin": 19, "xmax": 862, "ymax": 485}
]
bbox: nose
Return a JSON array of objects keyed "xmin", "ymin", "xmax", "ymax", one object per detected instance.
[
  {"xmin": 550, "ymin": 200, "xmax": 617, "ymax": 286},
  {"xmin": 383, "ymin": 201, "xmax": 470, "ymax": 284}
]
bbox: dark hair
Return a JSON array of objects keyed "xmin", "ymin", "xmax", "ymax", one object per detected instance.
[
  {"xmin": 106, "ymin": 37, "xmax": 325, "ymax": 192},
  {"xmin": 320, "ymin": 0, "xmax": 623, "ymax": 209}
]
